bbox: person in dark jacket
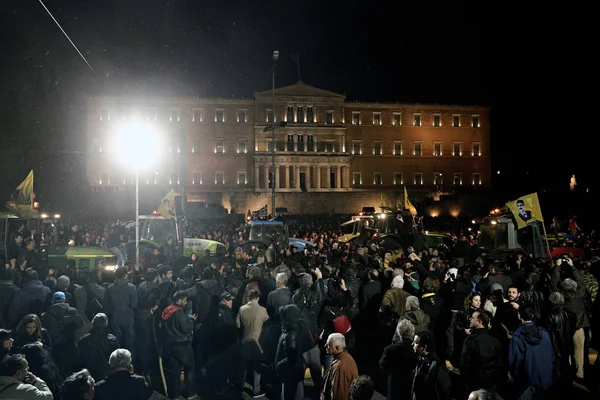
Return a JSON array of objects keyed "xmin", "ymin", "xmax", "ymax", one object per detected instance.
[
  {"xmin": 379, "ymin": 319, "xmax": 418, "ymax": 400},
  {"xmin": 0, "ymin": 267, "xmax": 18, "ymax": 329},
  {"xmin": 161, "ymin": 290, "xmax": 197, "ymax": 399},
  {"xmin": 546, "ymin": 291, "xmax": 576, "ymax": 395},
  {"xmin": 460, "ymin": 309, "xmax": 503, "ymax": 395},
  {"xmin": 105, "ymin": 266, "xmax": 138, "ymax": 352},
  {"xmin": 275, "ymin": 304, "xmax": 305, "ymax": 400},
  {"xmin": 509, "ymin": 306, "xmax": 555, "ymax": 398},
  {"xmin": 6, "ymin": 269, "xmax": 50, "ymax": 328},
  {"xmin": 208, "ymin": 291, "xmax": 238, "ymax": 395},
  {"xmin": 77, "ymin": 313, "xmax": 120, "ymax": 381},
  {"xmin": 94, "ymin": 348, "xmax": 153, "ymax": 400},
  {"xmin": 411, "ymin": 330, "xmax": 452, "ymax": 400},
  {"xmin": 40, "ymin": 291, "xmax": 84, "ymax": 375}
]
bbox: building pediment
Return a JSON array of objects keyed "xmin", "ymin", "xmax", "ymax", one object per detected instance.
[{"xmin": 254, "ymin": 81, "xmax": 345, "ymax": 102}]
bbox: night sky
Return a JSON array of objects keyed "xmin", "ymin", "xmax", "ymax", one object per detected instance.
[{"xmin": 0, "ymin": 0, "xmax": 591, "ymax": 204}]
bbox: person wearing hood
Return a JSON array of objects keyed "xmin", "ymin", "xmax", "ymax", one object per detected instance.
[
  {"xmin": 161, "ymin": 290, "xmax": 198, "ymax": 399},
  {"xmin": 0, "ymin": 329, "xmax": 14, "ymax": 358},
  {"xmin": 509, "ymin": 305, "xmax": 554, "ymax": 398},
  {"xmin": 276, "ymin": 304, "xmax": 306, "ymax": 400},
  {"xmin": 6, "ymin": 269, "xmax": 51, "ymax": 328},
  {"xmin": 77, "ymin": 313, "xmax": 120, "ymax": 381},
  {"xmin": 41, "ymin": 291, "xmax": 84, "ymax": 375}
]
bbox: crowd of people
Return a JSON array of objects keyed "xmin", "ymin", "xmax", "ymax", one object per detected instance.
[{"xmin": 0, "ymin": 214, "xmax": 599, "ymax": 400}]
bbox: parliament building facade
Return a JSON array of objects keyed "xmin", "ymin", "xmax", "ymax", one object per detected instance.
[{"xmin": 85, "ymin": 81, "xmax": 491, "ymax": 215}]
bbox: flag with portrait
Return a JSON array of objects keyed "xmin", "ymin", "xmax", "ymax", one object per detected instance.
[
  {"xmin": 6, "ymin": 170, "xmax": 34, "ymax": 218},
  {"xmin": 157, "ymin": 189, "xmax": 176, "ymax": 219},
  {"xmin": 506, "ymin": 192, "xmax": 543, "ymax": 229}
]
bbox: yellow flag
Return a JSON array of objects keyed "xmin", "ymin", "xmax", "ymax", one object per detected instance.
[
  {"xmin": 404, "ymin": 187, "xmax": 417, "ymax": 216},
  {"xmin": 157, "ymin": 189, "xmax": 176, "ymax": 219},
  {"xmin": 506, "ymin": 192, "xmax": 543, "ymax": 229},
  {"xmin": 5, "ymin": 170, "xmax": 34, "ymax": 218}
]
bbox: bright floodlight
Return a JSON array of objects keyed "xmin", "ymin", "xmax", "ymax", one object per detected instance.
[{"xmin": 114, "ymin": 122, "xmax": 163, "ymax": 168}]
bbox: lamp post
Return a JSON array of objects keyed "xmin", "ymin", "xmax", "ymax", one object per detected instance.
[
  {"xmin": 271, "ymin": 50, "xmax": 279, "ymax": 218},
  {"xmin": 115, "ymin": 122, "xmax": 162, "ymax": 269}
]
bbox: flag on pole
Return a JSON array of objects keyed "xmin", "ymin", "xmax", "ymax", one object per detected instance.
[
  {"xmin": 506, "ymin": 192, "xmax": 543, "ymax": 229},
  {"xmin": 404, "ymin": 187, "xmax": 417, "ymax": 216},
  {"xmin": 157, "ymin": 189, "xmax": 176, "ymax": 219},
  {"xmin": 252, "ymin": 204, "xmax": 268, "ymax": 219},
  {"xmin": 6, "ymin": 170, "xmax": 34, "ymax": 218}
]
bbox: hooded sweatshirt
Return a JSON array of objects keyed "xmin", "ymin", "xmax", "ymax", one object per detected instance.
[
  {"xmin": 509, "ymin": 321, "xmax": 554, "ymax": 389},
  {"xmin": 161, "ymin": 304, "xmax": 194, "ymax": 344}
]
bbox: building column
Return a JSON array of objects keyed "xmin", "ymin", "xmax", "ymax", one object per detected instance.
[
  {"xmin": 255, "ymin": 165, "xmax": 260, "ymax": 190},
  {"xmin": 285, "ymin": 165, "xmax": 289, "ymax": 189},
  {"xmin": 296, "ymin": 165, "xmax": 301, "ymax": 191},
  {"xmin": 317, "ymin": 166, "xmax": 321, "ymax": 189},
  {"xmin": 327, "ymin": 166, "xmax": 331, "ymax": 189},
  {"xmin": 336, "ymin": 166, "xmax": 341, "ymax": 189},
  {"xmin": 275, "ymin": 165, "xmax": 280, "ymax": 189}
]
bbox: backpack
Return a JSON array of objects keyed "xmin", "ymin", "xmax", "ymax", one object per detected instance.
[{"xmin": 82, "ymin": 284, "xmax": 105, "ymax": 320}]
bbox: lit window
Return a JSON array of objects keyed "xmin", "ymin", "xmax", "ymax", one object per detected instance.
[
  {"xmin": 215, "ymin": 109, "xmax": 225, "ymax": 123},
  {"xmin": 193, "ymin": 108, "xmax": 203, "ymax": 122},
  {"xmin": 352, "ymin": 141, "xmax": 362, "ymax": 155},
  {"xmin": 433, "ymin": 143, "xmax": 442, "ymax": 156},
  {"xmin": 100, "ymin": 172, "xmax": 109, "ymax": 185},
  {"xmin": 352, "ymin": 112, "xmax": 361, "ymax": 125},
  {"xmin": 472, "ymin": 143, "xmax": 481, "ymax": 156},
  {"xmin": 193, "ymin": 172, "xmax": 202, "ymax": 185},
  {"xmin": 472, "ymin": 114, "xmax": 480, "ymax": 128},
  {"xmin": 169, "ymin": 172, "xmax": 179, "ymax": 185},
  {"xmin": 394, "ymin": 142, "xmax": 403, "ymax": 156},
  {"xmin": 373, "ymin": 112, "xmax": 381, "ymax": 125},
  {"xmin": 374, "ymin": 172, "xmax": 382, "ymax": 185},
  {"xmin": 287, "ymin": 107, "xmax": 294, "ymax": 122},
  {"xmin": 394, "ymin": 173, "xmax": 403, "ymax": 185},
  {"xmin": 473, "ymin": 173, "xmax": 482, "ymax": 185},
  {"xmin": 307, "ymin": 106, "xmax": 314, "ymax": 123},
  {"xmin": 453, "ymin": 143, "xmax": 462, "ymax": 156},
  {"xmin": 192, "ymin": 140, "xmax": 201, "ymax": 154},
  {"xmin": 266, "ymin": 109, "xmax": 274, "ymax": 123},
  {"xmin": 216, "ymin": 139, "xmax": 225, "ymax": 154},
  {"xmin": 237, "ymin": 109, "xmax": 246, "ymax": 123},
  {"xmin": 237, "ymin": 171, "xmax": 247, "ymax": 185},
  {"xmin": 238, "ymin": 139, "xmax": 247, "ymax": 154},
  {"xmin": 453, "ymin": 114, "xmax": 460, "ymax": 127},
  {"xmin": 353, "ymin": 172, "xmax": 361, "ymax": 185},
  {"xmin": 414, "ymin": 173, "xmax": 423, "ymax": 185},
  {"xmin": 307, "ymin": 135, "xmax": 314, "ymax": 152},
  {"xmin": 325, "ymin": 141, "xmax": 335, "ymax": 152},
  {"xmin": 414, "ymin": 142, "xmax": 422, "ymax": 156},
  {"xmin": 170, "ymin": 108, "xmax": 180, "ymax": 122},
  {"xmin": 326, "ymin": 110, "xmax": 334, "ymax": 124},
  {"xmin": 413, "ymin": 113, "xmax": 421, "ymax": 126},
  {"xmin": 215, "ymin": 172, "xmax": 225, "ymax": 185},
  {"xmin": 453, "ymin": 173, "xmax": 462, "ymax": 185},
  {"xmin": 434, "ymin": 172, "xmax": 443, "ymax": 185},
  {"xmin": 373, "ymin": 141, "xmax": 382, "ymax": 156},
  {"xmin": 433, "ymin": 114, "xmax": 441, "ymax": 127},
  {"xmin": 393, "ymin": 113, "xmax": 401, "ymax": 126}
]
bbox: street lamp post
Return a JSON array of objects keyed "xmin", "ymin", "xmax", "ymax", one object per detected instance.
[
  {"xmin": 115, "ymin": 122, "xmax": 163, "ymax": 270},
  {"xmin": 272, "ymin": 50, "xmax": 279, "ymax": 218}
]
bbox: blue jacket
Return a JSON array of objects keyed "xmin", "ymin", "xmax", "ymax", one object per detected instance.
[{"xmin": 509, "ymin": 322, "xmax": 554, "ymax": 389}]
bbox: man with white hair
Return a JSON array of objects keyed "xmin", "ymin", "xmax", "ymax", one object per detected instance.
[
  {"xmin": 381, "ymin": 275, "xmax": 409, "ymax": 332},
  {"xmin": 266, "ymin": 272, "xmax": 292, "ymax": 325},
  {"xmin": 94, "ymin": 348, "xmax": 154, "ymax": 400},
  {"xmin": 321, "ymin": 333, "xmax": 358, "ymax": 400}
]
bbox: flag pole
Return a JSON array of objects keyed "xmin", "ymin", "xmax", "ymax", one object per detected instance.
[{"xmin": 540, "ymin": 220, "xmax": 551, "ymax": 259}]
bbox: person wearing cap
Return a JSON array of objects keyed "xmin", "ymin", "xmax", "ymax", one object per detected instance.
[
  {"xmin": 77, "ymin": 313, "xmax": 120, "ymax": 381},
  {"xmin": 208, "ymin": 291, "xmax": 238, "ymax": 395}
]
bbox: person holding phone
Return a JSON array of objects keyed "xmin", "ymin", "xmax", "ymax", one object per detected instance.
[{"xmin": 0, "ymin": 354, "xmax": 53, "ymax": 399}]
